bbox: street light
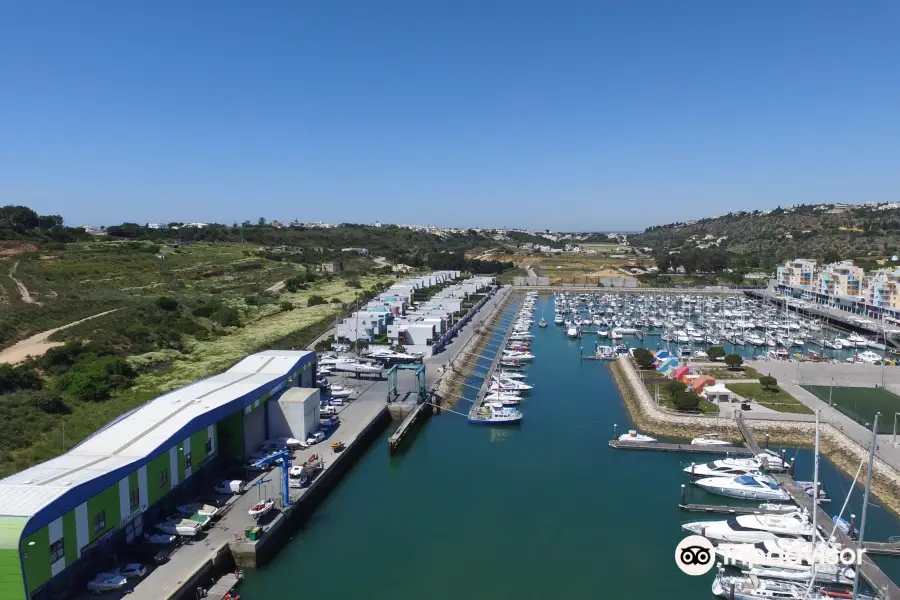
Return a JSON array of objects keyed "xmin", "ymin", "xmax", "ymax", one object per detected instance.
[
  {"xmin": 829, "ymin": 377, "xmax": 834, "ymax": 407},
  {"xmin": 894, "ymin": 412, "xmax": 899, "ymax": 448}
]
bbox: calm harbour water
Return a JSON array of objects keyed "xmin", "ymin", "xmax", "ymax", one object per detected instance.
[{"xmin": 241, "ymin": 295, "xmax": 900, "ymax": 599}]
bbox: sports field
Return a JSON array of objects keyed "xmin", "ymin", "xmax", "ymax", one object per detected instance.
[{"xmin": 802, "ymin": 385, "xmax": 900, "ymax": 433}]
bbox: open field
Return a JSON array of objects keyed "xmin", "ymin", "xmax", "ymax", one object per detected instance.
[
  {"xmin": 803, "ymin": 385, "xmax": 900, "ymax": 433},
  {"xmin": 728, "ymin": 382, "xmax": 814, "ymax": 414}
]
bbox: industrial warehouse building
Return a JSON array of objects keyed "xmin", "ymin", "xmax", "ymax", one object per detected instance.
[{"xmin": 0, "ymin": 350, "xmax": 317, "ymax": 600}]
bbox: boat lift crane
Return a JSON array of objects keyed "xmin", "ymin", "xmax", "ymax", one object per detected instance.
[
  {"xmin": 250, "ymin": 449, "xmax": 293, "ymax": 508},
  {"xmin": 386, "ymin": 363, "xmax": 427, "ymax": 403}
]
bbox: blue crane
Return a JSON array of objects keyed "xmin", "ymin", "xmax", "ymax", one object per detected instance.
[{"xmin": 250, "ymin": 449, "xmax": 293, "ymax": 508}]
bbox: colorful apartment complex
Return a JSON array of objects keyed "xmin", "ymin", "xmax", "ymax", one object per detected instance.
[
  {"xmin": 0, "ymin": 350, "xmax": 317, "ymax": 600},
  {"xmin": 776, "ymin": 259, "xmax": 900, "ymax": 318}
]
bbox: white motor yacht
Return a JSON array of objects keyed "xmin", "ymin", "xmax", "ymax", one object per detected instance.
[
  {"xmin": 502, "ymin": 350, "xmax": 534, "ymax": 361},
  {"xmin": 690, "ymin": 434, "xmax": 732, "ymax": 446},
  {"xmin": 484, "ymin": 391, "xmax": 522, "ymax": 403},
  {"xmin": 468, "ymin": 402, "xmax": 523, "ymax": 424},
  {"xmin": 683, "ymin": 459, "xmax": 762, "ymax": 478},
  {"xmin": 712, "ymin": 568, "xmax": 819, "ymax": 600},
  {"xmin": 618, "ymin": 430, "xmax": 656, "ymax": 443},
  {"xmin": 682, "ymin": 511, "xmax": 813, "ymax": 543},
  {"xmin": 331, "ymin": 358, "xmax": 383, "ymax": 375},
  {"xmin": 694, "ymin": 474, "xmax": 791, "ymax": 501},
  {"xmin": 489, "ymin": 378, "xmax": 533, "ymax": 391}
]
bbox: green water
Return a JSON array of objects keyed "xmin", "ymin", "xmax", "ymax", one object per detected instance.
[{"xmin": 241, "ymin": 295, "xmax": 900, "ymax": 599}]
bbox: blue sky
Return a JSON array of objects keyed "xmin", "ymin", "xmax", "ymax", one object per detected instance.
[{"xmin": 1, "ymin": 1, "xmax": 899, "ymax": 231}]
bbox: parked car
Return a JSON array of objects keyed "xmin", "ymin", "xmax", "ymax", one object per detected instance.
[
  {"xmin": 329, "ymin": 397, "xmax": 344, "ymax": 406},
  {"xmin": 320, "ymin": 405, "xmax": 337, "ymax": 416},
  {"xmin": 306, "ymin": 431, "xmax": 326, "ymax": 445},
  {"xmin": 215, "ymin": 480, "xmax": 247, "ymax": 495},
  {"xmin": 118, "ymin": 563, "xmax": 148, "ymax": 579}
]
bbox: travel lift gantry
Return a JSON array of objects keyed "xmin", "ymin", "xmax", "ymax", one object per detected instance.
[{"xmin": 250, "ymin": 449, "xmax": 292, "ymax": 508}]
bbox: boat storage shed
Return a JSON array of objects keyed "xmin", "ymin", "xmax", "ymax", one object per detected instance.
[{"xmin": 0, "ymin": 350, "xmax": 317, "ymax": 600}]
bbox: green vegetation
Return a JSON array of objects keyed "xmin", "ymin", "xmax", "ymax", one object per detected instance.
[
  {"xmin": 727, "ymin": 382, "xmax": 813, "ymax": 414},
  {"xmin": 632, "ymin": 347, "xmax": 655, "ymax": 370},
  {"xmin": 759, "ymin": 374, "xmax": 778, "ymax": 391},
  {"xmin": 724, "ymin": 354, "xmax": 744, "ymax": 370},
  {"xmin": 802, "ymin": 385, "xmax": 900, "ymax": 433},
  {"xmin": 631, "ymin": 202, "xmax": 900, "ymax": 273},
  {"xmin": 695, "ymin": 365, "xmax": 760, "ymax": 380},
  {"xmin": 706, "ymin": 346, "xmax": 725, "ymax": 361},
  {"xmin": 650, "ymin": 382, "xmax": 718, "ymax": 414}
]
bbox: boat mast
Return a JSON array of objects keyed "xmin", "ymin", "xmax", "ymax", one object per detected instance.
[
  {"xmin": 811, "ymin": 409, "xmax": 820, "ymax": 560},
  {"xmin": 851, "ymin": 412, "xmax": 879, "ymax": 600}
]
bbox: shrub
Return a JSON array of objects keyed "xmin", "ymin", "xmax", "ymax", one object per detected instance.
[
  {"xmin": 56, "ymin": 355, "xmax": 136, "ymax": 402},
  {"xmin": 759, "ymin": 375, "xmax": 778, "ymax": 391},
  {"xmin": 673, "ymin": 391, "xmax": 700, "ymax": 411},
  {"xmin": 155, "ymin": 296, "xmax": 179, "ymax": 311},
  {"xmin": 280, "ymin": 301, "xmax": 294, "ymax": 311},
  {"xmin": 330, "ymin": 298, "xmax": 342, "ymax": 304},
  {"xmin": 666, "ymin": 380, "xmax": 686, "ymax": 398},
  {"xmin": 245, "ymin": 295, "xmax": 260, "ymax": 306},
  {"xmin": 307, "ymin": 295, "xmax": 326, "ymax": 307},
  {"xmin": 211, "ymin": 306, "xmax": 241, "ymax": 328},
  {"xmin": 0, "ymin": 364, "xmax": 43, "ymax": 394},
  {"xmin": 346, "ymin": 278, "xmax": 362, "ymax": 288}
]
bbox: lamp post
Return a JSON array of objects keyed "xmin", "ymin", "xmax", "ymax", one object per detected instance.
[
  {"xmin": 829, "ymin": 377, "xmax": 834, "ymax": 407},
  {"xmin": 894, "ymin": 412, "xmax": 898, "ymax": 448}
]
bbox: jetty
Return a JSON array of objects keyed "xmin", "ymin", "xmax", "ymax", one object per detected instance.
[
  {"xmin": 734, "ymin": 412, "xmax": 900, "ymax": 597},
  {"xmin": 608, "ymin": 440, "xmax": 754, "ymax": 455}
]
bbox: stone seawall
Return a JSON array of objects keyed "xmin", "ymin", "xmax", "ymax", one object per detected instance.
[{"xmin": 611, "ymin": 356, "xmax": 900, "ymax": 516}]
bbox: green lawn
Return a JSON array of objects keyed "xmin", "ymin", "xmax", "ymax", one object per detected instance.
[
  {"xmin": 802, "ymin": 385, "xmax": 900, "ymax": 433},
  {"xmin": 649, "ymin": 384, "xmax": 719, "ymax": 414},
  {"xmin": 728, "ymin": 382, "xmax": 813, "ymax": 414}
]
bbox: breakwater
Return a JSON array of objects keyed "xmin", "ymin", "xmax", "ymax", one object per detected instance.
[{"xmin": 611, "ymin": 356, "xmax": 900, "ymax": 516}]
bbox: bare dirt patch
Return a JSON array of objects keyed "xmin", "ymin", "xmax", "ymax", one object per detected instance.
[{"xmin": 0, "ymin": 309, "xmax": 119, "ymax": 364}]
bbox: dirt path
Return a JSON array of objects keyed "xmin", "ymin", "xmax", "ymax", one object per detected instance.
[
  {"xmin": 266, "ymin": 280, "xmax": 286, "ymax": 292},
  {"xmin": 9, "ymin": 261, "xmax": 40, "ymax": 305},
  {"xmin": 0, "ymin": 309, "xmax": 119, "ymax": 365}
]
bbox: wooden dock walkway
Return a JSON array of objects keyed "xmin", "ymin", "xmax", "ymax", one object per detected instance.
[
  {"xmin": 609, "ymin": 440, "xmax": 754, "ymax": 455},
  {"xmin": 774, "ymin": 474, "xmax": 900, "ymax": 597},
  {"xmin": 387, "ymin": 401, "xmax": 432, "ymax": 454}
]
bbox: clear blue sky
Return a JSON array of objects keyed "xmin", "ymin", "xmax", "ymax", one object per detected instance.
[{"xmin": 1, "ymin": 1, "xmax": 899, "ymax": 231}]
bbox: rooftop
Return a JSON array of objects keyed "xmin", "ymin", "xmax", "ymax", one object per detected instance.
[{"xmin": 0, "ymin": 350, "xmax": 313, "ymax": 519}]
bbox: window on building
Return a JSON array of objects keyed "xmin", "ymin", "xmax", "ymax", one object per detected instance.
[
  {"xmin": 50, "ymin": 539, "xmax": 64, "ymax": 563},
  {"xmin": 160, "ymin": 467, "xmax": 169, "ymax": 487},
  {"xmin": 184, "ymin": 452, "xmax": 192, "ymax": 470},
  {"xmin": 205, "ymin": 438, "xmax": 212, "ymax": 455},
  {"xmin": 130, "ymin": 487, "xmax": 140, "ymax": 511},
  {"xmin": 93, "ymin": 510, "xmax": 106, "ymax": 534}
]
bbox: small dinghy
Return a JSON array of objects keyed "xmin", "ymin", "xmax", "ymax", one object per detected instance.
[{"xmin": 248, "ymin": 498, "xmax": 274, "ymax": 519}]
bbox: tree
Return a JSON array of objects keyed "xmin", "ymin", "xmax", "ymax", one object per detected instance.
[
  {"xmin": 632, "ymin": 347, "xmax": 655, "ymax": 370},
  {"xmin": 759, "ymin": 375, "xmax": 778, "ymax": 391},
  {"xmin": 0, "ymin": 205, "xmax": 39, "ymax": 231},
  {"xmin": 666, "ymin": 380, "xmax": 687, "ymax": 399},
  {"xmin": 56, "ymin": 355, "xmax": 136, "ymax": 402},
  {"xmin": 280, "ymin": 301, "xmax": 294, "ymax": 311},
  {"xmin": 724, "ymin": 353, "xmax": 744, "ymax": 370},
  {"xmin": 707, "ymin": 346, "xmax": 725, "ymax": 361},
  {"xmin": 314, "ymin": 339, "xmax": 332, "ymax": 354},
  {"xmin": 823, "ymin": 249, "xmax": 841, "ymax": 264},
  {"xmin": 307, "ymin": 295, "xmax": 326, "ymax": 307},
  {"xmin": 673, "ymin": 391, "xmax": 700, "ymax": 411}
]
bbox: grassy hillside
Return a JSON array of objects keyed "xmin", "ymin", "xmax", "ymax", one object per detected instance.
[
  {"xmin": 631, "ymin": 202, "xmax": 900, "ymax": 270},
  {"xmin": 0, "ymin": 239, "xmax": 399, "ymax": 476}
]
